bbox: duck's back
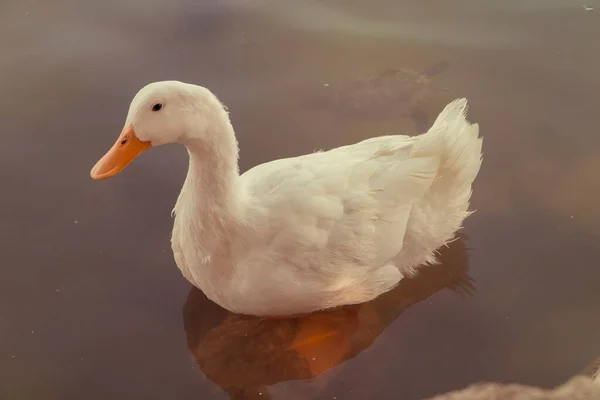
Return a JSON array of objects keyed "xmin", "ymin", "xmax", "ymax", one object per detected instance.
[{"xmin": 232, "ymin": 98, "xmax": 481, "ymax": 314}]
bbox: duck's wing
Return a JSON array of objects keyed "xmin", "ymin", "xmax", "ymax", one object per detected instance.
[{"xmin": 240, "ymin": 136, "xmax": 439, "ymax": 270}]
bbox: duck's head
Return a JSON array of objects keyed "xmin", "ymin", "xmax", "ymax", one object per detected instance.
[{"xmin": 90, "ymin": 80, "xmax": 229, "ymax": 180}]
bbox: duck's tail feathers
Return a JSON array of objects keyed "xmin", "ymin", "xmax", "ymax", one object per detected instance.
[{"xmin": 410, "ymin": 98, "xmax": 483, "ymax": 194}]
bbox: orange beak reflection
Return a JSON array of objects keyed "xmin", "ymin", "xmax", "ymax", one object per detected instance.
[{"xmin": 90, "ymin": 125, "xmax": 151, "ymax": 180}]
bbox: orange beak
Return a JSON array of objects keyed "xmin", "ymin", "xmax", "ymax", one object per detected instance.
[{"xmin": 90, "ymin": 125, "xmax": 151, "ymax": 180}]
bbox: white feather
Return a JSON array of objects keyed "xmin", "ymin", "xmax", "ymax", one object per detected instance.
[{"xmin": 175, "ymin": 98, "xmax": 481, "ymax": 315}]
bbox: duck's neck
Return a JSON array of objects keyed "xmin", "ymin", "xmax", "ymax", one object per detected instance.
[{"xmin": 172, "ymin": 121, "xmax": 244, "ymax": 265}]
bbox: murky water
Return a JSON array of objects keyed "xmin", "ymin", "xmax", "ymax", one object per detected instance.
[{"xmin": 1, "ymin": 1, "xmax": 600, "ymax": 399}]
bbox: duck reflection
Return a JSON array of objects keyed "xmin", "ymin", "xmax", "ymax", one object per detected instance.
[{"xmin": 183, "ymin": 234, "xmax": 474, "ymax": 399}]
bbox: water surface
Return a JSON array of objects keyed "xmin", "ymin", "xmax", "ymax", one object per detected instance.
[{"xmin": 1, "ymin": 1, "xmax": 600, "ymax": 399}]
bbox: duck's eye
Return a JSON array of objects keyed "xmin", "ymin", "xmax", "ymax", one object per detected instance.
[{"xmin": 151, "ymin": 103, "xmax": 163, "ymax": 112}]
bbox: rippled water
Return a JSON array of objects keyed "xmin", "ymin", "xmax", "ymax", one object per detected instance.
[{"xmin": 1, "ymin": 1, "xmax": 600, "ymax": 399}]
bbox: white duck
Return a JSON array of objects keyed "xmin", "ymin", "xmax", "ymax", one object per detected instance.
[{"xmin": 91, "ymin": 81, "xmax": 482, "ymax": 317}]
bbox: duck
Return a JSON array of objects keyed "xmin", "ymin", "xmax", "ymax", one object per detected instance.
[{"xmin": 90, "ymin": 80, "xmax": 482, "ymax": 317}]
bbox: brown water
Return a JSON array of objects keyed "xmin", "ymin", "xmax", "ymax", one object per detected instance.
[{"xmin": 2, "ymin": 1, "xmax": 600, "ymax": 399}]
